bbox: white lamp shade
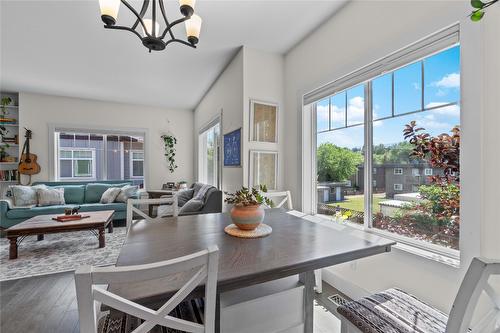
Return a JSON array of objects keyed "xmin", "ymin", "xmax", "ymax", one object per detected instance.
[
  {"xmin": 99, "ymin": 0, "xmax": 120, "ymax": 19},
  {"xmin": 179, "ymin": 0, "xmax": 196, "ymax": 9},
  {"xmin": 142, "ymin": 19, "xmax": 161, "ymax": 37},
  {"xmin": 185, "ymin": 14, "xmax": 202, "ymax": 39}
]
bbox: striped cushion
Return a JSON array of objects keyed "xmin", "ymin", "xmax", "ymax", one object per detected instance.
[{"xmin": 337, "ymin": 288, "xmax": 448, "ymax": 333}]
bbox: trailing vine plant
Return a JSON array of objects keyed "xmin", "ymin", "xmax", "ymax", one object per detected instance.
[
  {"xmin": 0, "ymin": 97, "xmax": 13, "ymax": 159},
  {"xmin": 161, "ymin": 134, "xmax": 178, "ymax": 173},
  {"xmin": 470, "ymin": 0, "xmax": 498, "ymax": 21}
]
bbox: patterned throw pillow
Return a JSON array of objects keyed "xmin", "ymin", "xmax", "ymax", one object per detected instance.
[
  {"xmin": 37, "ymin": 188, "xmax": 65, "ymax": 207},
  {"xmin": 10, "ymin": 184, "xmax": 47, "ymax": 207},
  {"xmin": 115, "ymin": 185, "xmax": 138, "ymax": 203},
  {"xmin": 100, "ymin": 187, "xmax": 122, "ymax": 204}
]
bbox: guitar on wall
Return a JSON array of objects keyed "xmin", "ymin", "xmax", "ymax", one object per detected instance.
[{"xmin": 18, "ymin": 128, "xmax": 41, "ymax": 184}]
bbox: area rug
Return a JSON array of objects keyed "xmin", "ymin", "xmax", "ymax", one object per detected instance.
[{"xmin": 0, "ymin": 227, "xmax": 127, "ymax": 281}]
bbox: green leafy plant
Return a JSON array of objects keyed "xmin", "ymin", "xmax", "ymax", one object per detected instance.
[
  {"xmin": 224, "ymin": 185, "xmax": 274, "ymax": 207},
  {"xmin": 1, "ymin": 97, "xmax": 12, "ymax": 117},
  {"xmin": 161, "ymin": 134, "xmax": 177, "ymax": 173},
  {"xmin": 470, "ymin": 0, "xmax": 498, "ymax": 21}
]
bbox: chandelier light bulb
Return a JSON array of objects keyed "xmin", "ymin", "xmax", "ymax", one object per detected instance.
[
  {"xmin": 185, "ymin": 14, "xmax": 202, "ymax": 44},
  {"xmin": 99, "ymin": 0, "xmax": 120, "ymax": 25}
]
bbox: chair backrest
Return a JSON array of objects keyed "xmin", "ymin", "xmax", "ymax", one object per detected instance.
[
  {"xmin": 263, "ymin": 191, "xmax": 293, "ymax": 210},
  {"xmin": 446, "ymin": 257, "xmax": 500, "ymax": 333},
  {"xmin": 126, "ymin": 197, "xmax": 178, "ymax": 229},
  {"xmin": 75, "ymin": 246, "xmax": 219, "ymax": 333}
]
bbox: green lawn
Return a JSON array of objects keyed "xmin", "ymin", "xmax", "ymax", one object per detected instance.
[{"xmin": 327, "ymin": 193, "xmax": 386, "ymax": 213}]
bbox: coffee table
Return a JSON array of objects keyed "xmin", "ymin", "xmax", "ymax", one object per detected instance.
[{"xmin": 6, "ymin": 210, "xmax": 114, "ymax": 260}]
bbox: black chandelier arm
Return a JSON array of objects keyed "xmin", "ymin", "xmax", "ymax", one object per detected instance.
[
  {"xmin": 158, "ymin": 0, "xmax": 175, "ymax": 40},
  {"xmin": 165, "ymin": 38, "xmax": 196, "ymax": 48},
  {"xmin": 130, "ymin": 0, "xmax": 149, "ymax": 31},
  {"xmin": 104, "ymin": 25, "xmax": 144, "ymax": 41},
  {"xmin": 120, "ymin": 0, "xmax": 150, "ymax": 36},
  {"xmin": 160, "ymin": 16, "xmax": 189, "ymax": 39}
]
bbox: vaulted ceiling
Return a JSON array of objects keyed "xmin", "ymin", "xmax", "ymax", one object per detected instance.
[{"xmin": 0, "ymin": 1, "xmax": 345, "ymax": 109}]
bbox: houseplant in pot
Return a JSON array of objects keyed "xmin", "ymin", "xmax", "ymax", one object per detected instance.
[{"xmin": 224, "ymin": 185, "xmax": 274, "ymax": 230}]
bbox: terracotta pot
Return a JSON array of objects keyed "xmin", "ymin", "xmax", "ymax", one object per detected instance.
[{"xmin": 230, "ymin": 205, "xmax": 265, "ymax": 230}]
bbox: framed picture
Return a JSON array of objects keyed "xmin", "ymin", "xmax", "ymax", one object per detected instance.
[
  {"xmin": 223, "ymin": 128, "xmax": 241, "ymax": 167},
  {"xmin": 249, "ymin": 150, "xmax": 278, "ymax": 191},
  {"xmin": 249, "ymin": 100, "xmax": 278, "ymax": 143}
]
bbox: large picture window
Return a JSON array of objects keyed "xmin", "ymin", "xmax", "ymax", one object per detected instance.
[
  {"xmin": 55, "ymin": 131, "xmax": 145, "ymax": 187},
  {"xmin": 314, "ymin": 44, "xmax": 460, "ymax": 251}
]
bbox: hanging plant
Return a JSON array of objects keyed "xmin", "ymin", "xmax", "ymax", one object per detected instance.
[
  {"xmin": 469, "ymin": 0, "xmax": 498, "ymax": 21},
  {"xmin": 161, "ymin": 134, "xmax": 178, "ymax": 173}
]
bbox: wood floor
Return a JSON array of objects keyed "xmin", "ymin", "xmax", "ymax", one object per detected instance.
[{"xmin": 0, "ymin": 272, "xmax": 342, "ymax": 333}]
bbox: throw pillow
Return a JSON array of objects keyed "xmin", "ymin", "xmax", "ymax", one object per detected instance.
[
  {"xmin": 10, "ymin": 184, "xmax": 47, "ymax": 207},
  {"xmin": 176, "ymin": 188, "xmax": 194, "ymax": 207},
  {"xmin": 37, "ymin": 188, "xmax": 65, "ymax": 207},
  {"xmin": 193, "ymin": 184, "xmax": 213, "ymax": 201},
  {"xmin": 178, "ymin": 198, "xmax": 204, "ymax": 215},
  {"xmin": 100, "ymin": 187, "xmax": 122, "ymax": 204},
  {"xmin": 115, "ymin": 185, "xmax": 138, "ymax": 203}
]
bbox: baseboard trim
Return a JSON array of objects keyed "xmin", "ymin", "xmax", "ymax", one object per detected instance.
[{"xmin": 321, "ymin": 268, "xmax": 371, "ymax": 301}]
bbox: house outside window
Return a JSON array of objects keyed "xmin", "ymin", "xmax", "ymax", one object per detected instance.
[
  {"xmin": 394, "ymin": 168, "xmax": 403, "ymax": 175},
  {"xmin": 425, "ymin": 168, "xmax": 433, "ymax": 176},
  {"xmin": 54, "ymin": 131, "xmax": 145, "ymax": 187},
  {"xmin": 59, "ymin": 149, "xmax": 96, "ymax": 180},
  {"xmin": 394, "ymin": 184, "xmax": 403, "ymax": 191}
]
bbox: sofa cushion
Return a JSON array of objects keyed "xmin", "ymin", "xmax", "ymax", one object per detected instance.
[
  {"xmin": 79, "ymin": 203, "xmax": 127, "ymax": 212},
  {"xmin": 85, "ymin": 183, "xmax": 129, "ymax": 203},
  {"xmin": 179, "ymin": 198, "xmax": 204, "ymax": 215},
  {"xmin": 52, "ymin": 185, "xmax": 85, "ymax": 204},
  {"xmin": 10, "ymin": 184, "xmax": 47, "ymax": 207},
  {"xmin": 176, "ymin": 189, "xmax": 194, "ymax": 207},
  {"xmin": 37, "ymin": 188, "xmax": 66, "ymax": 206},
  {"xmin": 115, "ymin": 185, "xmax": 138, "ymax": 203},
  {"xmin": 7, "ymin": 205, "xmax": 70, "ymax": 219}
]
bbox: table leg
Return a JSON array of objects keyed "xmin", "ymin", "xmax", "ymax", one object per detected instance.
[
  {"xmin": 300, "ymin": 271, "xmax": 315, "ymax": 333},
  {"xmin": 149, "ymin": 204, "xmax": 154, "ymax": 218},
  {"xmin": 215, "ymin": 293, "xmax": 220, "ymax": 333},
  {"xmin": 8, "ymin": 237, "xmax": 18, "ymax": 259},
  {"xmin": 98, "ymin": 227, "xmax": 105, "ymax": 248},
  {"xmin": 108, "ymin": 222, "xmax": 114, "ymax": 233},
  {"xmin": 37, "ymin": 234, "xmax": 44, "ymax": 241}
]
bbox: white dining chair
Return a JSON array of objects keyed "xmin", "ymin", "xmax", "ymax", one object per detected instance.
[
  {"xmin": 263, "ymin": 190, "xmax": 294, "ymax": 210},
  {"xmin": 126, "ymin": 196, "xmax": 178, "ymax": 230},
  {"xmin": 338, "ymin": 257, "xmax": 500, "ymax": 333},
  {"xmin": 75, "ymin": 245, "xmax": 219, "ymax": 333}
]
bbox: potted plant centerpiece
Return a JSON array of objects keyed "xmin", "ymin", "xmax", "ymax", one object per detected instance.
[{"xmin": 225, "ymin": 185, "xmax": 274, "ymax": 230}]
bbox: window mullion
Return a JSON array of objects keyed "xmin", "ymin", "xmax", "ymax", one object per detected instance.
[{"xmin": 364, "ymin": 81, "xmax": 373, "ymax": 229}]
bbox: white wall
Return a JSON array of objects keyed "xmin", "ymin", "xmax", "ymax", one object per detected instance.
[
  {"xmin": 283, "ymin": 0, "xmax": 499, "ymax": 313},
  {"xmin": 19, "ymin": 92, "xmax": 194, "ymax": 188},
  {"xmin": 194, "ymin": 49, "xmax": 244, "ymax": 193}
]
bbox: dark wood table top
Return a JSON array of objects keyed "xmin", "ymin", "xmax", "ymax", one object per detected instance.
[
  {"xmin": 6, "ymin": 210, "xmax": 114, "ymax": 235},
  {"xmin": 108, "ymin": 209, "xmax": 394, "ymax": 305}
]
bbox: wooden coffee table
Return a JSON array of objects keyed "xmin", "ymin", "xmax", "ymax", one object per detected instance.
[{"xmin": 6, "ymin": 210, "xmax": 114, "ymax": 260}]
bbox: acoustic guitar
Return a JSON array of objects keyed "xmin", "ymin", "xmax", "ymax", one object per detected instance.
[{"xmin": 18, "ymin": 128, "xmax": 41, "ymax": 176}]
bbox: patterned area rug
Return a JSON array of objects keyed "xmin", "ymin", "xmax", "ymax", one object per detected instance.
[{"xmin": 0, "ymin": 227, "xmax": 127, "ymax": 281}]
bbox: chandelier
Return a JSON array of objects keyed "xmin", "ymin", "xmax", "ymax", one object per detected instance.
[{"xmin": 98, "ymin": 0, "xmax": 202, "ymax": 52}]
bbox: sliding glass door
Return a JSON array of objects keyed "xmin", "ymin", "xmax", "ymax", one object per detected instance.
[{"xmin": 198, "ymin": 121, "xmax": 221, "ymax": 187}]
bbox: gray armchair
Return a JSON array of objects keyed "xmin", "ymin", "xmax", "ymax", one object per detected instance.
[{"xmin": 157, "ymin": 183, "xmax": 222, "ymax": 217}]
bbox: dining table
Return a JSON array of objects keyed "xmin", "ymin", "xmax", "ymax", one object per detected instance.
[{"xmin": 107, "ymin": 208, "xmax": 395, "ymax": 333}]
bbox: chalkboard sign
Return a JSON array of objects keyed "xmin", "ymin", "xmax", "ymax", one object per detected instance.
[{"xmin": 223, "ymin": 128, "xmax": 241, "ymax": 167}]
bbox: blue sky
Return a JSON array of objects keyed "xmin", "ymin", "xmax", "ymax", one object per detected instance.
[{"xmin": 317, "ymin": 45, "xmax": 460, "ymax": 149}]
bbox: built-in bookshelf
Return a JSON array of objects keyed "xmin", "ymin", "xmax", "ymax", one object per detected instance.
[{"xmin": 0, "ymin": 91, "xmax": 20, "ymax": 198}]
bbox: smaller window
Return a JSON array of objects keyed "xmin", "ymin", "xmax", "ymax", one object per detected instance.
[
  {"xmin": 412, "ymin": 168, "xmax": 420, "ymax": 177},
  {"xmin": 394, "ymin": 184, "xmax": 403, "ymax": 191},
  {"xmin": 373, "ymin": 167, "xmax": 377, "ymax": 174},
  {"xmin": 394, "ymin": 168, "xmax": 403, "ymax": 175},
  {"xmin": 59, "ymin": 148, "xmax": 96, "ymax": 179},
  {"xmin": 424, "ymin": 168, "xmax": 433, "ymax": 176},
  {"xmin": 130, "ymin": 150, "xmax": 144, "ymax": 178},
  {"xmin": 373, "ymin": 180, "xmax": 377, "ymax": 187}
]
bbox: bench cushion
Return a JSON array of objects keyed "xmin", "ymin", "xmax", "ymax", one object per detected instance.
[{"xmin": 337, "ymin": 288, "xmax": 448, "ymax": 333}]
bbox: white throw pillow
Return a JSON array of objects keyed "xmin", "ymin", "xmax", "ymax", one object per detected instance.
[
  {"xmin": 10, "ymin": 184, "xmax": 47, "ymax": 207},
  {"xmin": 115, "ymin": 185, "xmax": 138, "ymax": 203},
  {"xmin": 100, "ymin": 187, "xmax": 121, "ymax": 204},
  {"xmin": 37, "ymin": 187, "xmax": 65, "ymax": 207}
]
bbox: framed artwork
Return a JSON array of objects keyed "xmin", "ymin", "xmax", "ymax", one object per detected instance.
[
  {"xmin": 249, "ymin": 100, "xmax": 278, "ymax": 143},
  {"xmin": 223, "ymin": 128, "xmax": 241, "ymax": 167},
  {"xmin": 249, "ymin": 150, "xmax": 278, "ymax": 191}
]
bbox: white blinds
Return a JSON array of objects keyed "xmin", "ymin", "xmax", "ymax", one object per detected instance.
[{"xmin": 303, "ymin": 23, "xmax": 459, "ymax": 105}]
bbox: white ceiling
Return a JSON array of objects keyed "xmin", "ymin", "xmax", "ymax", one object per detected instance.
[{"xmin": 0, "ymin": 0, "xmax": 345, "ymax": 109}]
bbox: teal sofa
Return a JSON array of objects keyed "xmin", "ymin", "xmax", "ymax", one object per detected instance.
[{"xmin": 0, "ymin": 180, "xmax": 139, "ymax": 229}]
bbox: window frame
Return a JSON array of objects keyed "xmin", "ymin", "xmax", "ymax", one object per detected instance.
[
  {"xmin": 394, "ymin": 184, "xmax": 403, "ymax": 191},
  {"xmin": 59, "ymin": 148, "xmax": 97, "ymax": 180},
  {"xmin": 425, "ymin": 168, "xmax": 433, "ymax": 176},
  {"xmin": 394, "ymin": 168, "xmax": 403, "ymax": 175},
  {"xmin": 129, "ymin": 150, "xmax": 145, "ymax": 179}
]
